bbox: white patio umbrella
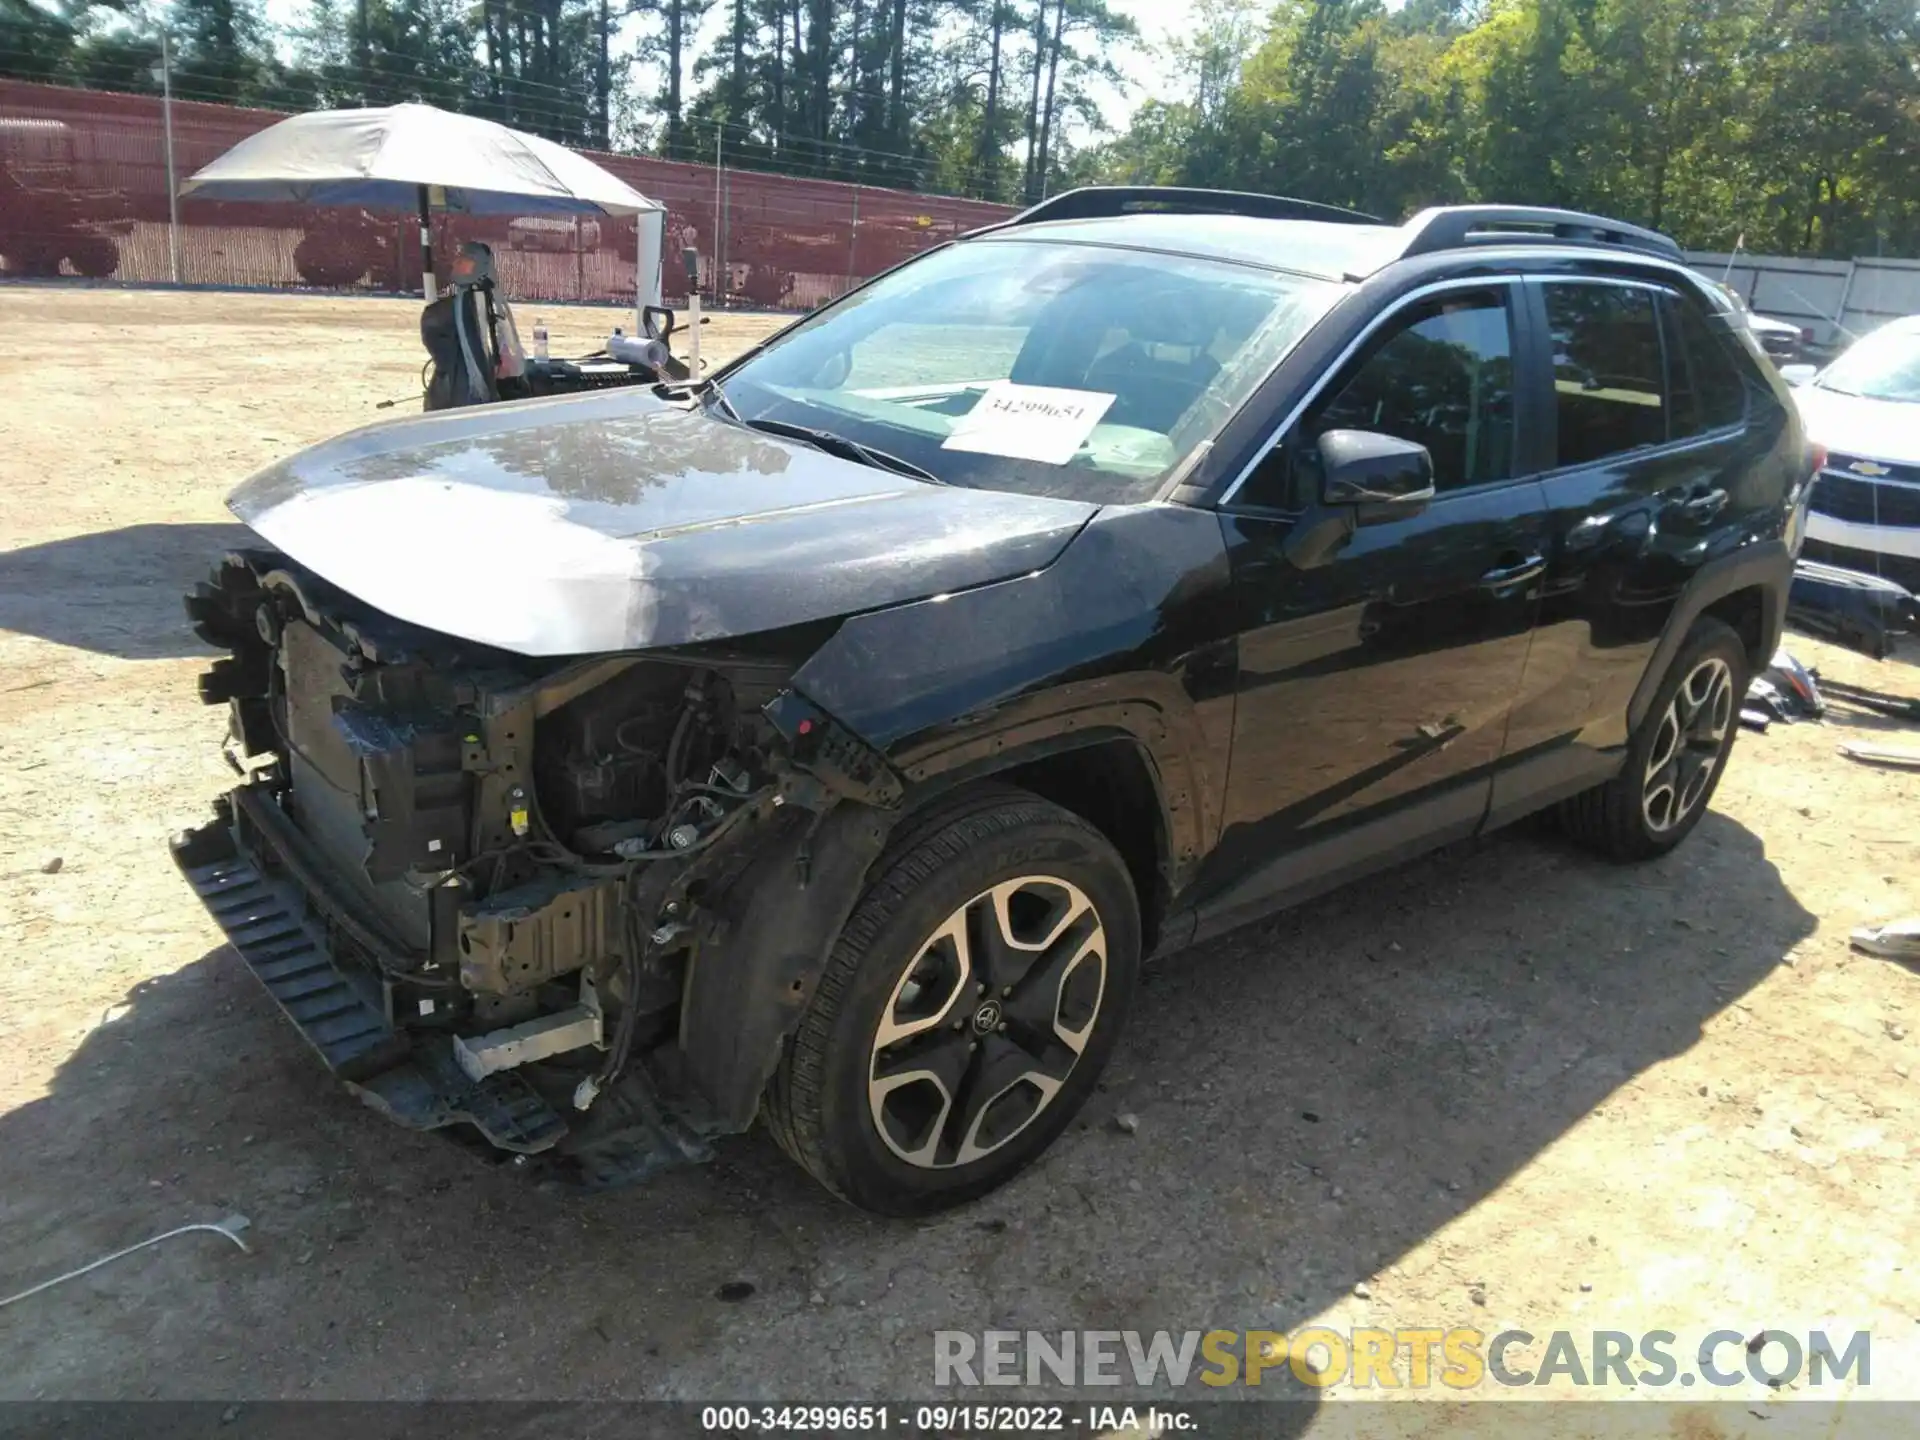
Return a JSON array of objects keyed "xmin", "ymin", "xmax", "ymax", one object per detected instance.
[{"xmin": 180, "ymin": 102, "xmax": 663, "ymax": 300}]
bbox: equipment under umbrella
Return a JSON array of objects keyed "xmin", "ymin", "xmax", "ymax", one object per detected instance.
[
  {"xmin": 180, "ymin": 104, "xmax": 684, "ymax": 410},
  {"xmin": 179, "ymin": 102, "xmax": 663, "ymax": 300}
]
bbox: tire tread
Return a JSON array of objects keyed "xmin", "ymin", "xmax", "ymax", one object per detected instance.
[{"xmin": 765, "ymin": 786, "xmax": 1113, "ymax": 1202}]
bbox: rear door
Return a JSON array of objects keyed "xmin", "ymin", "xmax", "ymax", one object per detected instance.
[
  {"xmin": 1491, "ymin": 274, "xmax": 1785, "ymax": 823},
  {"xmin": 1200, "ymin": 280, "xmax": 1550, "ymax": 932}
]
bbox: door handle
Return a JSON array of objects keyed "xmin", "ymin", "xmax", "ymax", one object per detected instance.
[
  {"xmin": 1661, "ymin": 484, "xmax": 1729, "ymax": 520},
  {"xmin": 1681, "ymin": 487, "xmax": 1729, "ymax": 519},
  {"xmin": 1480, "ymin": 555, "xmax": 1545, "ymax": 590}
]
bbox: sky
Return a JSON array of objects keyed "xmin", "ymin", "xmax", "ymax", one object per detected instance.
[{"xmin": 1101, "ymin": 1, "xmax": 1192, "ymax": 124}]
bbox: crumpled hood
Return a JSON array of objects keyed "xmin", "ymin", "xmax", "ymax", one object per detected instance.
[
  {"xmin": 228, "ymin": 390, "xmax": 1097, "ymax": 656},
  {"xmin": 1794, "ymin": 385, "xmax": 1920, "ymax": 467}
]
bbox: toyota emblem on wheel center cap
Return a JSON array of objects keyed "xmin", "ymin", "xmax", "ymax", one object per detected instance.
[{"xmin": 972, "ymin": 999, "xmax": 1004, "ymax": 1035}]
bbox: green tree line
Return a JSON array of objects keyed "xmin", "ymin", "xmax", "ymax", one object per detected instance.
[
  {"xmin": 5, "ymin": 0, "xmax": 1916, "ymax": 250},
  {"xmin": 0, "ymin": 0, "xmax": 1138, "ymax": 198},
  {"xmin": 1077, "ymin": 0, "xmax": 1920, "ymax": 256}
]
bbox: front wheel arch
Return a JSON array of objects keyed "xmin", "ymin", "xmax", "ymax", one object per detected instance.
[
  {"xmin": 678, "ymin": 714, "xmax": 1191, "ymax": 1135},
  {"xmin": 995, "ymin": 737, "xmax": 1172, "ymax": 955}
]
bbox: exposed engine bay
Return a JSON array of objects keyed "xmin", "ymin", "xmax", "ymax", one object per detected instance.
[{"xmin": 173, "ymin": 548, "xmax": 901, "ymax": 1184}]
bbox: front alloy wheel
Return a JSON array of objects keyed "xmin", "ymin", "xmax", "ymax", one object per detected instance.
[
  {"xmin": 868, "ymin": 877, "xmax": 1107, "ymax": 1169},
  {"xmin": 765, "ymin": 787, "xmax": 1140, "ymax": 1215}
]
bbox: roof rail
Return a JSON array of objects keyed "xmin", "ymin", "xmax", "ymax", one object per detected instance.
[
  {"xmin": 1399, "ymin": 205, "xmax": 1684, "ymax": 262},
  {"xmin": 1002, "ymin": 186, "xmax": 1384, "ymax": 229}
]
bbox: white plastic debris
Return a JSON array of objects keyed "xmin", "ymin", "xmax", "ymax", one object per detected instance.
[
  {"xmin": 1852, "ymin": 918, "xmax": 1920, "ymax": 961},
  {"xmin": 0, "ymin": 1214, "xmax": 251, "ymax": 1310}
]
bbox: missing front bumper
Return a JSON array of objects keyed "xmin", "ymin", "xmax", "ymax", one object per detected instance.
[
  {"xmin": 170, "ymin": 791, "xmax": 719, "ymax": 1185},
  {"xmin": 172, "ymin": 795, "xmax": 567, "ymax": 1153}
]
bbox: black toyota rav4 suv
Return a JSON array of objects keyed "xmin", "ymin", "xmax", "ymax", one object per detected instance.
[{"xmin": 176, "ymin": 188, "xmax": 1814, "ymax": 1214}]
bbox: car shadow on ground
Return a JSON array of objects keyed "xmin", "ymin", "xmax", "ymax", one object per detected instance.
[
  {"xmin": 0, "ymin": 810, "xmax": 1812, "ymax": 1419},
  {"xmin": 0, "ymin": 523, "xmax": 253, "ymax": 659}
]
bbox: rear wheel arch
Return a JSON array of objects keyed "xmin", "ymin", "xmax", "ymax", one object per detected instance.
[
  {"xmin": 1560, "ymin": 614, "xmax": 1748, "ymax": 861},
  {"xmin": 1627, "ymin": 541, "xmax": 1789, "ymax": 734},
  {"xmin": 1701, "ymin": 585, "xmax": 1770, "ymax": 671}
]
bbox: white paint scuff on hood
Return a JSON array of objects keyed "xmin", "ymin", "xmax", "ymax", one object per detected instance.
[
  {"xmin": 243, "ymin": 476, "xmax": 652, "ymax": 655},
  {"xmin": 226, "ymin": 389, "xmax": 1099, "ymax": 657}
]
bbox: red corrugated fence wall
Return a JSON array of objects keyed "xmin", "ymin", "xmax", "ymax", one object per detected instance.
[{"xmin": 0, "ymin": 79, "xmax": 1017, "ymax": 310}]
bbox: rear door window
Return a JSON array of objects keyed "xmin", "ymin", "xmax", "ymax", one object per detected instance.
[{"xmin": 1542, "ymin": 283, "xmax": 1667, "ymax": 467}]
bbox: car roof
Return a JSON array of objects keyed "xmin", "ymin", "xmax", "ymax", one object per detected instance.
[{"xmin": 969, "ymin": 212, "xmax": 1412, "ymax": 283}]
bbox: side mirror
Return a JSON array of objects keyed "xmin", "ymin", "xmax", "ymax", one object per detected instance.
[
  {"xmin": 1779, "ymin": 363, "xmax": 1817, "ymax": 388},
  {"xmin": 1280, "ymin": 429, "xmax": 1436, "ymax": 572},
  {"xmin": 1319, "ymin": 429, "xmax": 1435, "ymax": 512}
]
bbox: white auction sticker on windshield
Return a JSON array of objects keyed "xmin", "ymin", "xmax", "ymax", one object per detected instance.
[{"xmin": 941, "ymin": 382, "xmax": 1117, "ymax": 466}]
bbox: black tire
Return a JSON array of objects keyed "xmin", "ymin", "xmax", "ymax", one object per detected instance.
[
  {"xmin": 294, "ymin": 236, "xmax": 369, "ymax": 289},
  {"xmin": 765, "ymin": 786, "xmax": 1139, "ymax": 1215},
  {"xmin": 4, "ymin": 242, "xmax": 62, "ymax": 278},
  {"xmin": 1558, "ymin": 616, "xmax": 1750, "ymax": 861},
  {"xmin": 65, "ymin": 234, "xmax": 118, "ymax": 279}
]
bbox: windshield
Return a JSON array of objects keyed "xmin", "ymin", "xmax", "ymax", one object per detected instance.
[
  {"xmin": 718, "ymin": 238, "xmax": 1341, "ymax": 502},
  {"xmin": 1818, "ymin": 323, "xmax": 1920, "ymax": 403}
]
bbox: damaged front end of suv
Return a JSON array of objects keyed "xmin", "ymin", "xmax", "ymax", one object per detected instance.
[
  {"xmin": 169, "ymin": 389, "xmax": 1106, "ymax": 1189},
  {"xmin": 177, "ymin": 547, "xmax": 906, "ymax": 1185}
]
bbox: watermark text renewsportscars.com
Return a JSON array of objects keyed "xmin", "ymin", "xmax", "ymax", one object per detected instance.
[{"xmin": 933, "ymin": 1328, "xmax": 1871, "ymax": 1391}]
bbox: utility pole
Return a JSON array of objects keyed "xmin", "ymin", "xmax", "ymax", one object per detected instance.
[
  {"xmin": 160, "ymin": 30, "xmax": 181, "ymax": 285},
  {"xmin": 712, "ymin": 125, "xmax": 724, "ymax": 309},
  {"xmin": 847, "ymin": 187, "xmax": 858, "ymax": 289}
]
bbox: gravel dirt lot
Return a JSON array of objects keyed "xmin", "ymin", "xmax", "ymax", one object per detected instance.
[{"xmin": 1, "ymin": 285, "xmax": 1916, "ymax": 1430}]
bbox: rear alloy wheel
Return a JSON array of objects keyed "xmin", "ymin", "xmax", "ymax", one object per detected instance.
[
  {"xmin": 1559, "ymin": 616, "xmax": 1750, "ymax": 861},
  {"xmin": 1640, "ymin": 656, "xmax": 1736, "ymax": 835},
  {"xmin": 766, "ymin": 788, "xmax": 1139, "ymax": 1215}
]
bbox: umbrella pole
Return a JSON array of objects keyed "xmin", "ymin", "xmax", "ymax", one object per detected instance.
[{"xmin": 417, "ymin": 184, "xmax": 436, "ymax": 300}]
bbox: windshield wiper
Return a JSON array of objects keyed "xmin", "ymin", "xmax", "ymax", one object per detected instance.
[
  {"xmin": 656, "ymin": 374, "xmax": 741, "ymax": 420},
  {"xmin": 732, "ymin": 416, "xmax": 947, "ymax": 484}
]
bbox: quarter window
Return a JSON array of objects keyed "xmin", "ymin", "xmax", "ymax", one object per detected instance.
[
  {"xmin": 1663, "ymin": 295, "xmax": 1750, "ymax": 438},
  {"xmin": 1543, "ymin": 283, "xmax": 1666, "ymax": 467}
]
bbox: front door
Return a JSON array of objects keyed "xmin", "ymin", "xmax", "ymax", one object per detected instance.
[{"xmin": 1200, "ymin": 281, "xmax": 1549, "ymax": 934}]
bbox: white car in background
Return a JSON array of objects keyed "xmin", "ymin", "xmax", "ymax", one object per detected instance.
[
  {"xmin": 1787, "ymin": 314, "xmax": 1920, "ymax": 591},
  {"xmin": 1710, "ymin": 281, "xmax": 1809, "ymax": 363}
]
